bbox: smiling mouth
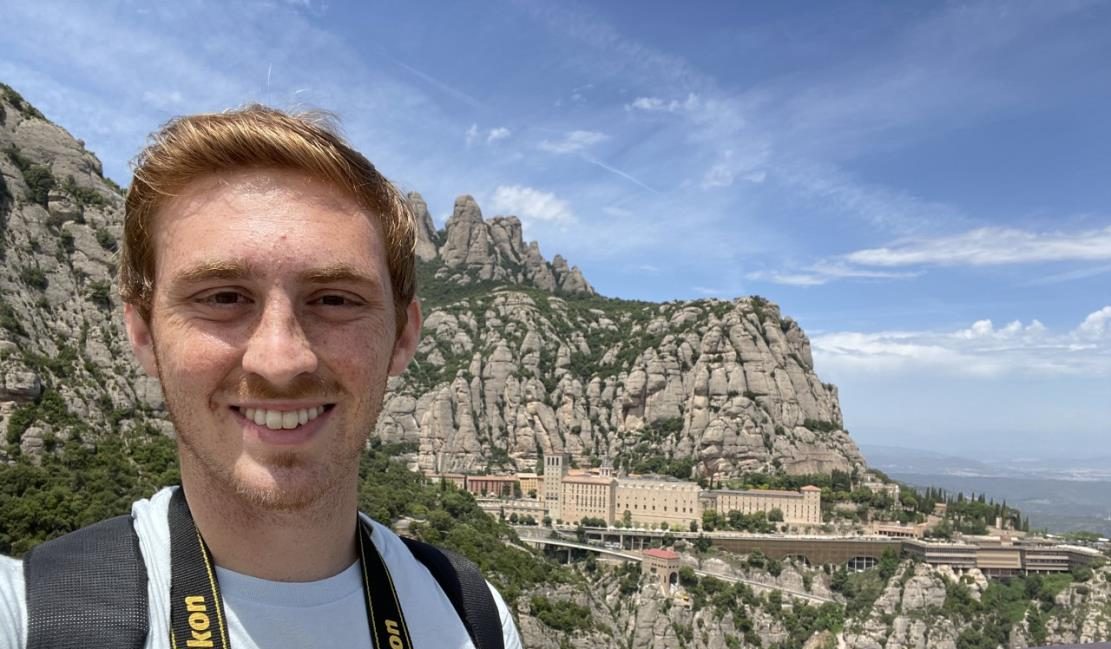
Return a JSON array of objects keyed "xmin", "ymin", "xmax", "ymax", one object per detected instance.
[{"xmin": 233, "ymin": 405, "xmax": 335, "ymax": 430}]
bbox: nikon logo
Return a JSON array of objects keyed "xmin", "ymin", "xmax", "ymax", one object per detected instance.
[
  {"xmin": 184, "ymin": 595, "xmax": 214, "ymax": 648},
  {"xmin": 385, "ymin": 618, "xmax": 405, "ymax": 649}
]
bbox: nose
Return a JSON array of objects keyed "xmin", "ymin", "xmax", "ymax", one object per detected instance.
[{"xmin": 241, "ymin": 294, "xmax": 318, "ymax": 386}]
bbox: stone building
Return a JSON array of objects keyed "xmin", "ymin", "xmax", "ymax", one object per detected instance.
[
  {"xmin": 615, "ymin": 476, "xmax": 702, "ymax": 530},
  {"xmin": 475, "ymin": 497, "xmax": 547, "ymax": 523},
  {"xmin": 464, "ymin": 474, "xmax": 518, "ymax": 498},
  {"xmin": 701, "ymin": 485, "xmax": 821, "ymax": 525},
  {"xmin": 643, "ymin": 548, "xmax": 680, "ymax": 594},
  {"xmin": 542, "ymin": 453, "xmax": 567, "ymax": 521},
  {"xmin": 560, "ymin": 474, "xmax": 616, "ymax": 524},
  {"xmin": 516, "ymin": 472, "xmax": 541, "ymax": 498},
  {"xmin": 437, "ymin": 452, "xmax": 822, "ymax": 529}
]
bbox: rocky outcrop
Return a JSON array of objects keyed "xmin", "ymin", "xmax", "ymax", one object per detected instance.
[
  {"xmin": 514, "ymin": 557, "xmax": 1111, "ymax": 649},
  {"xmin": 0, "ymin": 83, "xmax": 150, "ymax": 463},
  {"xmin": 379, "ymin": 292, "xmax": 865, "ymax": 477},
  {"xmin": 407, "ymin": 192, "xmax": 439, "ymax": 262},
  {"xmin": 416, "ymin": 193, "xmax": 594, "ymax": 296}
]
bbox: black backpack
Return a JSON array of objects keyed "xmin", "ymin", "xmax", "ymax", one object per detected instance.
[{"xmin": 22, "ymin": 514, "xmax": 505, "ymax": 649}]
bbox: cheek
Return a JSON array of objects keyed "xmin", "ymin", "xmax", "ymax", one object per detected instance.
[
  {"xmin": 155, "ymin": 325, "xmax": 243, "ymax": 384},
  {"xmin": 314, "ymin": 319, "xmax": 394, "ymax": 367}
]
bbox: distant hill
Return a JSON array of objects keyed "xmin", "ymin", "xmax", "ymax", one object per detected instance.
[{"xmin": 861, "ymin": 444, "xmax": 1002, "ymax": 477}]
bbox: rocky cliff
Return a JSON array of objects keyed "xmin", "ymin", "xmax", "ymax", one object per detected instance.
[
  {"xmin": 378, "ymin": 291, "xmax": 864, "ymax": 477},
  {"xmin": 0, "ymin": 83, "xmax": 164, "ymax": 464},
  {"xmin": 413, "ymin": 192, "xmax": 594, "ymax": 295},
  {"xmin": 0, "ymin": 82, "xmax": 862, "ymax": 479},
  {"xmin": 515, "ymin": 550, "xmax": 1111, "ymax": 649}
]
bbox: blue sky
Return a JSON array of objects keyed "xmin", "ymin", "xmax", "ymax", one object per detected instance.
[{"xmin": 2, "ymin": 0, "xmax": 1109, "ymax": 460}]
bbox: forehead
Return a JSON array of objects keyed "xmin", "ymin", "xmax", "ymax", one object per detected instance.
[
  {"xmin": 161, "ymin": 168, "xmax": 369, "ymax": 227},
  {"xmin": 151, "ymin": 168, "xmax": 388, "ymax": 278}
]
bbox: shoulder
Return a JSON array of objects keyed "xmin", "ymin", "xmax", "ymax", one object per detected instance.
[
  {"xmin": 360, "ymin": 516, "xmax": 522, "ymax": 649},
  {"xmin": 486, "ymin": 578, "xmax": 523, "ymax": 649},
  {"xmin": 0, "ymin": 554, "xmax": 25, "ymax": 649}
]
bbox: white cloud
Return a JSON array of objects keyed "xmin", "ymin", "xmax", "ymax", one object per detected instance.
[
  {"xmin": 486, "ymin": 127, "xmax": 511, "ymax": 143},
  {"xmin": 465, "ymin": 123, "xmax": 479, "ymax": 146},
  {"xmin": 692, "ymin": 286, "xmax": 722, "ymax": 295},
  {"xmin": 751, "ymin": 225, "xmax": 1111, "ymax": 287},
  {"xmin": 1077, "ymin": 306, "xmax": 1111, "ymax": 339},
  {"xmin": 747, "ymin": 263, "xmax": 919, "ymax": 287},
  {"xmin": 539, "ymin": 130, "xmax": 608, "ymax": 154},
  {"xmin": 701, "ymin": 163, "xmax": 735, "ymax": 189},
  {"xmin": 626, "ymin": 93, "xmax": 700, "ymax": 113},
  {"xmin": 953, "ymin": 319, "xmax": 1047, "ymax": 340},
  {"xmin": 490, "ymin": 185, "xmax": 576, "ymax": 227},
  {"xmin": 747, "ymin": 272, "xmax": 828, "ymax": 287},
  {"xmin": 813, "ymin": 310, "xmax": 1111, "ymax": 379},
  {"xmin": 845, "ymin": 226, "xmax": 1111, "ymax": 267},
  {"xmin": 700, "ymin": 148, "xmax": 769, "ymax": 190},
  {"xmin": 1028, "ymin": 263, "xmax": 1111, "ymax": 285}
]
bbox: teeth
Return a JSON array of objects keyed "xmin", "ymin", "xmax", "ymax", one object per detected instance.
[{"xmin": 240, "ymin": 405, "xmax": 327, "ymax": 431}]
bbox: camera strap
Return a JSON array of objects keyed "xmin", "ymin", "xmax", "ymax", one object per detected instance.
[{"xmin": 167, "ymin": 488, "xmax": 414, "ymax": 649}]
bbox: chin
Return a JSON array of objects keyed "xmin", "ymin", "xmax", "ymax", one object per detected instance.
[{"xmin": 230, "ymin": 457, "xmax": 333, "ymax": 512}]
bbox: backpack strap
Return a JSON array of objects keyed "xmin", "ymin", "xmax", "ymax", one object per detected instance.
[
  {"xmin": 400, "ymin": 537, "xmax": 506, "ymax": 649},
  {"xmin": 23, "ymin": 514, "xmax": 149, "ymax": 649},
  {"xmin": 22, "ymin": 514, "xmax": 504, "ymax": 649}
]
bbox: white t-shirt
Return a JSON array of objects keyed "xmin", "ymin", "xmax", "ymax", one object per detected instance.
[{"xmin": 0, "ymin": 487, "xmax": 523, "ymax": 649}]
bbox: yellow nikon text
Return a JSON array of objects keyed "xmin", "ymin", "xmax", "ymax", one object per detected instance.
[
  {"xmin": 184, "ymin": 595, "xmax": 214, "ymax": 648},
  {"xmin": 385, "ymin": 619, "xmax": 405, "ymax": 649}
]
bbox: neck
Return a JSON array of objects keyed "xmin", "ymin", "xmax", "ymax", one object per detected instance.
[{"xmin": 178, "ymin": 467, "xmax": 359, "ymax": 582}]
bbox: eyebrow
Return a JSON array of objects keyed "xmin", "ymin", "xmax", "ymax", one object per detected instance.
[
  {"xmin": 174, "ymin": 260, "xmax": 255, "ymax": 284},
  {"xmin": 299, "ymin": 264, "xmax": 381, "ymax": 288},
  {"xmin": 170, "ymin": 260, "xmax": 380, "ymax": 289}
]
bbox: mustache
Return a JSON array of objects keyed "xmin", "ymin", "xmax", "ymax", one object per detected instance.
[{"xmin": 224, "ymin": 374, "xmax": 343, "ymax": 402}]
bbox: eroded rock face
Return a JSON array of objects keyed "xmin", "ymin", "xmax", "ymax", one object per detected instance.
[
  {"xmin": 378, "ymin": 292, "xmax": 864, "ymax": 478},
  {"xmin": 1, "ymin": 356, "xmax": 42, "ymax": 402},
  {"xmin": 513, "ymin": 557, "xmax": 1111, "ymax": 649},
  {"xmin": 424, "ymin": 193, "xmax": 594, "ymax": 296},
  {"xmin": 407, "ymin": 192, "xmax": 439, "ymax": 262},
  {"xmin": 0, "ymin": 84, "xmax": 153, "ymax": 461}
]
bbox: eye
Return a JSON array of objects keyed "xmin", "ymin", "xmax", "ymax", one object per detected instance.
[
  {"xmin": 198, "ymin": 290, "xmax": 250, "ymax": 306},
  {"xmin": 312, "ymin": 293, "xmax": 362, "ymax": 307}
]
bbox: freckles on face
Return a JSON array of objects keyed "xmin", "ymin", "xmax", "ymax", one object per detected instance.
[{"xmin": 145, "ymin": 169, "xmax": 402, "ymax": 507}]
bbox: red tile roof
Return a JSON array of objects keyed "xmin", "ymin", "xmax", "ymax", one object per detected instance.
[{"xmin": 643, "ymin": 548, "xmax": 680, "ymax": 560}]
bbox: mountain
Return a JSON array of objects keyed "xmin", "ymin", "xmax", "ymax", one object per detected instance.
[
  {"xmin": 379, "ymin": 290, "xmax": 864, "ymax": 477},
  {"xmin": 0, "ymin": 83, "xmax": 165, "ymax": 465},
  {"xmin": 0, "ymin": 83, "xmax": 864, "ymax": 479},
  {"xmin": 409, "ymin": 191, "xmax": 594, "ymax": 296}
]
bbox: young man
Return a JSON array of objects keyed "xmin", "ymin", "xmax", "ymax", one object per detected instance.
[{"xmin": 0, "ymin": 107, "xmax": 522, "ymax": 648}]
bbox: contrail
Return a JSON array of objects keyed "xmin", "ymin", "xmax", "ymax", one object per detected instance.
[{"xmin": 583, "ymin": 155, "xmax": 659, "ymax": 193}]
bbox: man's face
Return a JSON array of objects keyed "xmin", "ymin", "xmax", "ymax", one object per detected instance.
[{"xmin": 124, "ymin": 168, "xmax": 420, "ymax": 511}]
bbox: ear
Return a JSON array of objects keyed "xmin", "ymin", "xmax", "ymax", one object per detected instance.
[
  {"xmin": 388, "ymin": 299, "xmax": 422, "ymax": 376},
  {"xmin": 124, "ymin": 303, "xmax": 159, "ymax": 377}
]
